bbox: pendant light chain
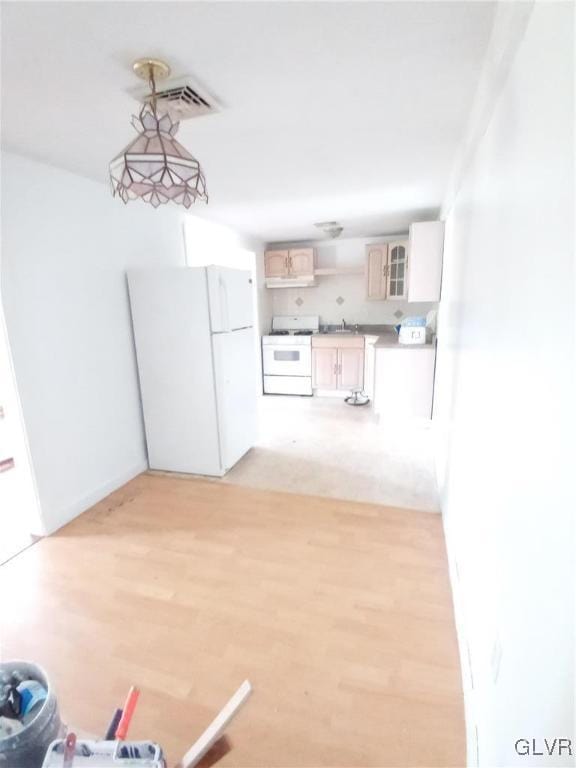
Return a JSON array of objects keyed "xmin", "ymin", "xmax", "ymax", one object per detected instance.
[{"xmin": 148, "ymin": 65, "xmax": 157, "ymax": 113}]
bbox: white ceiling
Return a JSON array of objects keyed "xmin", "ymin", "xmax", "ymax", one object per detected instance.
[{"xmin": 1, "ymin": 2, "xmax": 495, "ymax": 243}]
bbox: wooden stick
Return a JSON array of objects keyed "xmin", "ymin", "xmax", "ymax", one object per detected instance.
[{"xmin": 175, "ymin": 681, "xmax": 252, "ymax": 768}]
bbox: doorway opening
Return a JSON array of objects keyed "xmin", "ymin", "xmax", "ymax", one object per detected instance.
[{"xmin": 0, "ymin": 306, "xmax": 43, "ymax": 563}]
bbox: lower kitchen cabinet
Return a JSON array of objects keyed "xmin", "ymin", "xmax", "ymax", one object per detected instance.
[
  {"xmin": 363, "ymin": 335, "xmax": 379, "ymax": 399},
  {"xmin": 373, "ymin": 346, "xmax": 436, "ymax": 420},
  {"xmin": 338, "ymin": 348, "xmax": 364, "ymax": 390},
  {"xmin": 312, "ymin": 336, "xmax": 364, "ymax": 392},
  {"xmin": 312, "ymin": 347, "xmax": 338, "ymax": 389}
]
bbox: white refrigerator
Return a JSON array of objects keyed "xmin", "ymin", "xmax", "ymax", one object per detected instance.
[{"xmin": 128, "ymin": 266, "xmax": 258, "ymax": 476}]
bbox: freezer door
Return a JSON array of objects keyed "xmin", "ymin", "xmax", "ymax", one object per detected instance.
[
  {"xmin": 207, "ymin": 266, "xmax": 254, "ymax": 332},
  {"xmin": 211, "ymin": 327, "xmax": 258, "ymax": 472}
]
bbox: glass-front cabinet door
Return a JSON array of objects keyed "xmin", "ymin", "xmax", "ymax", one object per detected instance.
[{"xmin": 386, "ymin": 240, "xmax": 408, "ymax": 300}]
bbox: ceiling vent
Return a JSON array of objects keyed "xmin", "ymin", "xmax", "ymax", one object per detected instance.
[
  {"xmin": 127, "ymin": 75, "xmax": 221, "ymax": 121},
  {"xmin": 314, "ymin": 221, "xmax": 344, "ymax": 239}
]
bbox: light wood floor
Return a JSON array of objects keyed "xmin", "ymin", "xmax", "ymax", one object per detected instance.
[{"xmin": 0, "ymin": 474, "xmax": 464, "ymax": 767}]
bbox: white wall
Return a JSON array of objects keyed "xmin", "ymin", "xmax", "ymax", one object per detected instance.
[
  {"xmin": 434, "ymin": 3, "xmax": 575, "ymax": 766},
  {"xmin": 268, "ymin": 236, "xmax": 435, "ymax": 325},
  {"xmin": 1, "ymin": 151, "xmax": 187, "ymax": 534},
  {"xmin": 0, "ymin": 302, "xmax": 43, "ymax": 554}
]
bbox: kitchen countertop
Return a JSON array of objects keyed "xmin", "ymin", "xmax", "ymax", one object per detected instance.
[
  {"xmin": 317, "ymin": 325, "xmax": 435, "ymax": 349},
  {"xmin": 319, "ymin": 323, "xmax": 393, "ymax": 335},
  {"xmin": 374, "ymin": 330, "xmax": 435, "ymax": 348},
  {"xmin": 316, "ymin": 333, "xmax": 368, "ymax": 338}
]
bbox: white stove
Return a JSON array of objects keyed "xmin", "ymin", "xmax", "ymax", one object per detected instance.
[{"xmin": 262, "ymin": 316, "xmax": 319, "ymax": 395}]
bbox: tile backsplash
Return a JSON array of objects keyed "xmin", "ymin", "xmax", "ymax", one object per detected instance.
[{"xmin": 271, "ymin": 272, "xmax": 436, "ymax": 324}]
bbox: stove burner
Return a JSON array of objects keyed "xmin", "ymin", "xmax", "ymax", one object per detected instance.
[
  {"xmin": 294, "ymin": 330, "xmax": 313, "ymax": 335},
  {"xmin": 270, "ymin": 330, "xmax": 289, "ymax": 336}
]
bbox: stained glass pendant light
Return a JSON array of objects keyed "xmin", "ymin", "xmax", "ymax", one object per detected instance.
[{"xmin": 109, "ymin": 58, "xmax": 208, "ymax": 208}]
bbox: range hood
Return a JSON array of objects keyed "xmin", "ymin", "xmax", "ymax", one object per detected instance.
[{"xmin": 265, "ymin": 275, "xmax": 317, "ymax": 289}]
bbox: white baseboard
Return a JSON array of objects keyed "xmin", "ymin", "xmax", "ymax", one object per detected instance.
[{"xmin": 40, "ymin": 460, "xmax": 148, "ymax": 536}]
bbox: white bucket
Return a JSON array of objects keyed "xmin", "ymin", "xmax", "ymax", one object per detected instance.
[{"xmin": 0, "ymin": 661, "xmax": 62, "ymax": 768}]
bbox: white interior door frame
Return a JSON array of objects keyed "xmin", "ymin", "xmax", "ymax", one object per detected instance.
[{"xmin": 0, "ymin": 302, "xmax": 44, "ymax": 559}]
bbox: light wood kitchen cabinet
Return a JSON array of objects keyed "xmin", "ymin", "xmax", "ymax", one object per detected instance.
[
  {"xmin": 366, "ymin": 243, "xmax": 388, "ymax": 299},
  {"xmin": 312, "ymin": 335, "xmax": 364, "ymax": 391},
  {"xmin": 288, "ymin": 248, "xmax": 315, "ymax": 277},
  {"xmin": 366, "ymin": 240, "xmax": 408, "ymax": 300},
  {"xmin": 264, "ymin": 248, "xmax": 315, "ymax": 278},
  {"xmin": 338, "ymin": 348, "xmax": 365, "ymax": 390},
  {"xmin": 407, "ymin": 221, "xmax": 444, "ymax": 302},
  {"xmin": 312, "ymin": 347, "xmax": 338, "ymax": 389},
  {"xmin": 264, "ymin": 250, "xmax": 289, "ymax": 278}
]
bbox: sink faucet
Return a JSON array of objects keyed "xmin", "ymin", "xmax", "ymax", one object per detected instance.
[{"xmin": 341, "ymin": 318, "xmax": 346, "ymax": 331}]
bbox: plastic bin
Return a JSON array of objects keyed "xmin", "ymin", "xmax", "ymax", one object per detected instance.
[{"xmin": 0, "ymin": 661, "xmax": 62, "ymax": 768}]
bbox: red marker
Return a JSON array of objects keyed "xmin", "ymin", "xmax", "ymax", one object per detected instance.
[
  {"xmin": 63, "ymin": 732, "xmax": 76, "ymax": 768},
  {"xmin": 115, "ymin": 687, "xmax": 140, "ymax": 741}
]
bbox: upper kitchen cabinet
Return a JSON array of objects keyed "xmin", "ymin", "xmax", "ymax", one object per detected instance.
[
  {"xmin": 366, "ymin": 240, "xmax": 407, "ymax": 300},
  {"xmin": 264, "ymin": 248, "xmax": 315, "ymax": 279},
  {"xmin": 387, "ymin": 241, "xmax": 408, "ymax": 300},
  {"xmin": 366, "ymin": 243, "xmax": 388, "ymax": 300},
  {"xmin": 407, "ymin": 221, "xmax": 445, "ymax": 302},
  {"xmin": 264, "ymin": 250, "xmax": 289, "ymax": 278},
  {"xmin": 287, "ymin": 248, "xmax": 315, "ymax": 277}
]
